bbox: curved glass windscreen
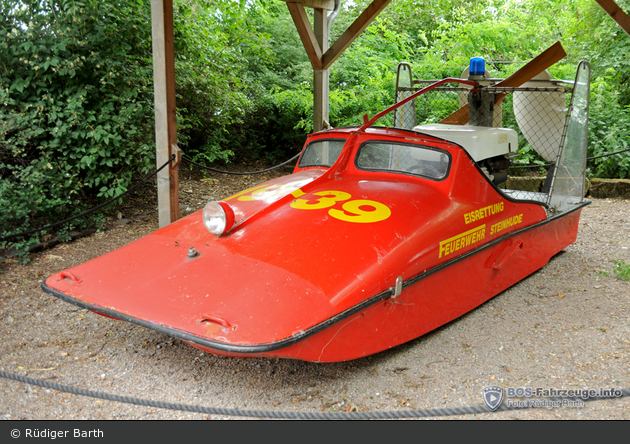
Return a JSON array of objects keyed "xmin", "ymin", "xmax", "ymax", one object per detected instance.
[
  {"xmin": 548, "ymin": 61, "xmax": 590, "ymax": 213},
  {"xmin": 298, "ymin": 139, "xmax": 346, "ymax": 168},
  {"xmin": 356, "ymin": 142, "xmax": 450, "ymax": 180}
]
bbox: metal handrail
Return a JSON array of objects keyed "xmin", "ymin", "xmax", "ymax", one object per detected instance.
[
  {"xmin": 359, "ymin": 77, "xmax": 478, "ymax": 131},
  {"xmin": 411, "ymin": 78, "xmax": 575, "ymax": 86}
]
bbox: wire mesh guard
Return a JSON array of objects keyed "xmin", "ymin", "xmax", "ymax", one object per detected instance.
[{"xmin": 393, "ymin": 62, "xmax": 590, "ymax": 209}]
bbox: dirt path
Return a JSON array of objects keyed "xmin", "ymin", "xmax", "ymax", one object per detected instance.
[{"xmin": 1, "ymin": 172, "xmax": 629, "ymax": 419}]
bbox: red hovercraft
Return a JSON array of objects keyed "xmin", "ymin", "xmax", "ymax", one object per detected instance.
[{"xmin": 43, "ymin": 55, "xmax": 591, "ymax": 362}]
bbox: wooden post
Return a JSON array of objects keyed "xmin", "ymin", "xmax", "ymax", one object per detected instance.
[
  {"xmin": 313, "ymin": 8, "xmax": 329, "ymax": 132},
  {"xmin": 151, "ymin": 0, "xmax": 179, "ymax": 228}
]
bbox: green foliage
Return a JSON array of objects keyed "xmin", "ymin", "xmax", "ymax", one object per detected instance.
[
  {"xmin": 172, "ymin": 0, "xmax": 313, "ymax": 164},
  {"xmin": 395, "ymin": 0, "xmax": 630, "ymax": 174},
  {"xmin": 173, "ymin": 0, "xmax": 270, "ymax": 164},
  {"xmin": 1, "ymin": 0, "xmax": 154, "ymax": 261},
  {"xmin": 404, "ymin": 0, "xmax": 565, "ymax": 80},
  {"xmin": 328, "ymin": 15, "xmax": 406, "ymax": 128},
  {"xmin": 556, "ymin": 0, "xmax": 630, "ymax": 178},
  {"xmin": 613, "ymin": 260, "xmax": 630, "ymax": 281},
  {"xmin": 598, "ymin": 259, "xmax": 630, "ymax": 281},
  {"xmin": 560, "ymin": 0, "xmax": 630, "ymax": 106},
  {"xmin": 222, "ymin": 0, "xmax": 418, "ymax": 161}
]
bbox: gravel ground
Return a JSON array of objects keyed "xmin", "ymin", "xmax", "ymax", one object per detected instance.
[{"xmin": 1, "ymin": 170, "xmax": 629, "ymax": 420}]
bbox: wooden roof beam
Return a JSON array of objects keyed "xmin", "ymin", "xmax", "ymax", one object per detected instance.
[
  {"xmin": 285, "ymin": 0, "xmax": 392, "ymax": 71},
  {"xmin": 595, "ymin": 0, "xmax": 630, "ymax": 36},
  {"xmin": 280, "ymin": 0, "xmax": 335, "ymax": 9}
]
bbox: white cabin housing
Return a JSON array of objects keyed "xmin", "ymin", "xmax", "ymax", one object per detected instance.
[{"xmin": 413, "ymin": 124, "xmax": 518, "ymax": 162}]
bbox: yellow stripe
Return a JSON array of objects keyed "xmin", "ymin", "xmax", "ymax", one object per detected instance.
[
  {"xmin": 439, "ymin": 224, "xmax": 486, "ymax": 258},
  {"xmin": 440, "ymin": 224, "xmax": 485, "ymax": 246}
]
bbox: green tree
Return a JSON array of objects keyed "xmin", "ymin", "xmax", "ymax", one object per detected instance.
[{"xmin": 174, "ymin": 0, "xmax": 271, "ymax": 164}]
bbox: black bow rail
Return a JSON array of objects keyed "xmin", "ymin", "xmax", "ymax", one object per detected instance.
[{"xmin": 0, "ymin": 370, "xmax": 627, "ymax": 419}]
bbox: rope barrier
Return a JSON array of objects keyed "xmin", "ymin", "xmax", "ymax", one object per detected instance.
[
  {"xmin": 0, "ymin": 370, "xmax": 627, "ymax": 419},
  {"xmin": 3, "ymin": 143, "xmax": 630, "ymax": 418},
  {"xmin": 508, "ymin": 163, "xmax": 552, "ymax": 170},
  {"xmin": 181, "ymin": 153, "xmax": 300, "ymax": 175},
  {"xmin": 0, "ymin": 155, "xmax": 175, "ymax": 243},
  {"xmin": 586, "ymin": 147, "xmax": 630, "ymax": 161}
]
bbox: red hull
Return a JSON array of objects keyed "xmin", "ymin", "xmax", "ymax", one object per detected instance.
[{"xmin": 42, "ymin": 126, "xmax": 587, "ymax": 362}]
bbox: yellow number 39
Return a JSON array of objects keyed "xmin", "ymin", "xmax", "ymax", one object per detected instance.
[
  {"xmin": 290, "ymin": 190, "xmax": 391, "ymax": 223},
  {"xmin": 329, "ymin": 200, "xmax": 391, "ymax": 223}
]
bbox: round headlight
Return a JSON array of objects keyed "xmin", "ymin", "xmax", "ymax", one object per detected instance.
[{"xmin": 202, "ymin": 201, "xmax": 235, "ymax": 236}]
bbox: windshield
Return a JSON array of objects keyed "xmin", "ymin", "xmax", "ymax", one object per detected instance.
[
  {"xmin": 356, "ymin": 141, "xmax": 450, "ymax": 180},
  {"xmin": 298, "ymin": 139, "xmax": 346, "ymax": 168}
]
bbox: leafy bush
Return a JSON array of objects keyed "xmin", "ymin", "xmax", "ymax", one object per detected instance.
[
  {"xmin": 0, "ymin": 0, "xmax": 154, "ymax": 260},
  {"xmin": 587, "ymin": 71, "xmax": 630, "ymax": 178},
  {"xmin": 229, "ymin": 7, "xmax": 311, "ymax": 158},
  {"xmin": 223, "ymin": 1, "xmax": 413, "ymax": 162}
]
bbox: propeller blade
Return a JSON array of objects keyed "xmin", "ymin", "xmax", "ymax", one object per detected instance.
[{"xmin": 440, "ymin": 41, "xmax": 567, "ymax": 125}]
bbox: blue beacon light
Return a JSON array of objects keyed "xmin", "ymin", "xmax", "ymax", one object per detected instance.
[{"xmin": 468, "ymin": 57, "xmax": 486, "ymax": 80}]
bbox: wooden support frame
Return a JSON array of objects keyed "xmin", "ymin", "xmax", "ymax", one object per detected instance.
[
  {"xmin": 595, "ymin": 0, "xmax": 630, "ymax": 36},
  {"xmin": 287, "ymin": 3, "xmax": 323, "ymax": 70},
  {"xmin": 285, "ymin": 0, "xmax": 391, "ymax": 131},
  {"xmin": 151, "ymin": 0, "xmax": 179, "ymax": 228},
  {"xmin": 286, "ymin": 0, "xmax": 392, "ymax": 71}
]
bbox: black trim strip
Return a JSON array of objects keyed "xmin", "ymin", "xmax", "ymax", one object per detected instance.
[
  {"xmin": 41, "ymin": 281, "xmax": 394, "ymax": 354},
  {"xmin": 41, "ymin": 201, "xmax": 589, "ymax": 355}
]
